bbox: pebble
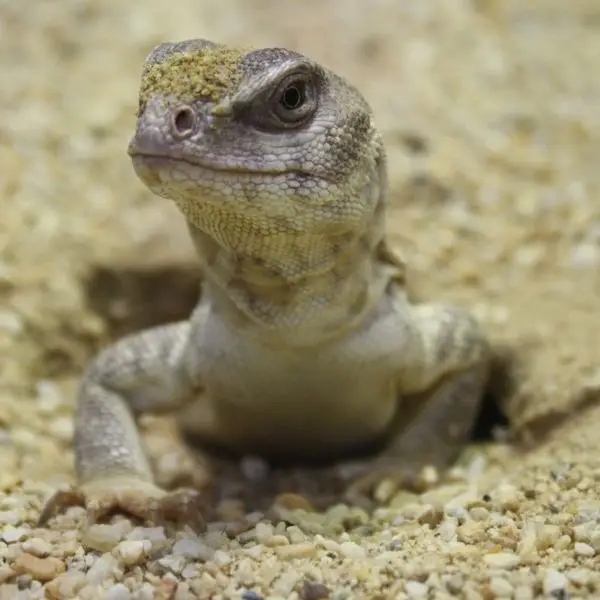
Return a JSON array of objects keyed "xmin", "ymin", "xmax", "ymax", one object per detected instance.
[
  {"xmin": 157, "ymin": 554, "xmax": 187, "ymax": 574},
  {"xmin": 82, "ymin": 524, "xmax": 124, "ymax": 552},
  {"xmin": 275, "ymin": 543, "xmax": 318, "ymax": 560},
  {"xmin": 106, "ymin": 584, "xmax": 132, "ymax": 600},
  {"xmin": 21, "ymin": 536, "xmax": 52, "ymax": 557},
  {"xmin": 489, "ymin": 576, "xmax": 514, "ymax": 597},
  {"xmin": 573, "ymin": 541, "xmax": 595, "ymax": 557},
  {"xmin": 127, "ymin": 527, "xmax": 167, "ymax": 544},
  {"xmin": 12, "ymin": 552, "xmax": 65, "ymax": 582},
  {"xmin": 0, "ymin": 510, "xmax": 21, "ymax": 525},
  {"xmin": 114, "ymin": 540, "xmax": 149, "ymax": 566},
  {"xmin": 172, "ymin": 538, "xmax": 214, "ymax": 560},
  {"xmin": 483, "ymin": 552, "xmax": 520, "ymax": 568},
  {"xmin": 44, "ymin": 572, "xmax": 87, "ymax": 599},
  {"xmin": 339, "ymin": 541, "xmax": 366, "ymax": 559},
  {"xmin": 543, "ymin": 568, "xmax": 568, "ymax": 596},
  {"xmin": 404, "ymin": 581, "xmax": 428, "ymax": 598},
  {"xmin": 300, "ymin": 580, "xmax": 330, "ymax": 600},
  {"xmin": 0, "ymin": 564, "xmax": 14, "ymax": 584},
  {"xmin": 85, "ymin": 554, "xmax": 119, "ymax": 585},
  {"xmin": 213, "ymin": 550, "xmax": 232, "ymax": 565},
  {"xmin": 514, "ymin": 585, "xmax": 534, "ymax": 600},
  {"xmin": 1, "ymin": 525, "xmax": 29, "ymax": 543},
  {"xmin": 255, "ymin": 522, "xmax": 275, "ymax": 544}
]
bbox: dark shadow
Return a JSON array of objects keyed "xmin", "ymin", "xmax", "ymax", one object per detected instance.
[{"xmin": 84, "ymin": 263, "xmax": 202, "ymax": 340}]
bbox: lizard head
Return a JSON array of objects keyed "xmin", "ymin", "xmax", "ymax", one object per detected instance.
[{"xmin": 128, "ymin": 39, "xmax": 386, "ymax": 256}]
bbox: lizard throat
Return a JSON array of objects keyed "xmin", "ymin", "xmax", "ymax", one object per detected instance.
[{"xmin": 186, "ymin": 223, "xmax": 385, "ymax": 342}]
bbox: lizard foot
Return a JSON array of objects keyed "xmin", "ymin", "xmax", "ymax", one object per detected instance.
[
  {"xmin": 38, "ymin": 476, "xmax": 206, "ymax": 532},
  {"xmin": 342, "ymin": 462, "xmax": 432, "ymax": 508}
]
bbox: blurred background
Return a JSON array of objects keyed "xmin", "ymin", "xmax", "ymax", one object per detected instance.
[{"xmin": 1, "ymin": 0, "xmax": 600, "ymax": 486}]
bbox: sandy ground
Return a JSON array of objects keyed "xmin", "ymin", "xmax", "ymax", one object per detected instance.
[{"xmin": 1, "ymin": 0, "xmax": 600, "ymax": 598}]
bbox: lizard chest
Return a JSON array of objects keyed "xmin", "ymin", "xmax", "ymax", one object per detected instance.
[{"xmin": 181, "ymin": 310, "xmax": 401, "ymax": 459}]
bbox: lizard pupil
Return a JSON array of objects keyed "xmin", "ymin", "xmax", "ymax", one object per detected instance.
[{"xmin": 280, "ymin": 84, "xmax": 305, "ymax": 110}]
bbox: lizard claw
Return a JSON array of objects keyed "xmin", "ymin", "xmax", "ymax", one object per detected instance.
[
  {"xmin": 342, "ymin": 462, "xmax": 427, "ymax": 507},
  {"xmin": 38, "ymin": 476, "xmax": 206, "ymax": 532}
]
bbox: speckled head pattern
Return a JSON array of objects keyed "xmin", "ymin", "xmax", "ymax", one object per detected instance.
[{"xmin": 128, "ymin": 39, "xmax": 391, "ymax": 328}]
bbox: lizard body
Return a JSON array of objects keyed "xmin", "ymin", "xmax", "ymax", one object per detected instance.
[{"xmin": 40, "ymin": 40, "xmax": 490, "ymax": 529}]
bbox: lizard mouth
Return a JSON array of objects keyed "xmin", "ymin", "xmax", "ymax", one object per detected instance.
[{"xmin": 129, "ymin": 151, "xmax": 332, "ymax": 183}]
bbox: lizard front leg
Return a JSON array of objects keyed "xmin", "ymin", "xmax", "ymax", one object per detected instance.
[
  {"xmin": 346, "ymin": 302, "xmax": 490, "ymax": 503},
  {"xmin": 39, "ymin": 321, "xmax": 206, "ymax": 530}
]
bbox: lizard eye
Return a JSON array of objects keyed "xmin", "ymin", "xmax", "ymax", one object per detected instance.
[{"xmin": 270, "ymin": 73, "xmax": 317, "ymax": 126}]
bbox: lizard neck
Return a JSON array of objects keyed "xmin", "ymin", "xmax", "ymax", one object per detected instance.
[{"xmin": 187, "ymin": 220, "xmax": 403, "ymax": 344}]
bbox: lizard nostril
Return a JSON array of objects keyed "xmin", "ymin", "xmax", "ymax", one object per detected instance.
[{"xmin": 172, "ymin": 106, "xmax": 196, "ymax": 138}]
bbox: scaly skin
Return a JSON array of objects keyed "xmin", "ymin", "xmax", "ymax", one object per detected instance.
[{"xmin": 39, "ymin": 39, "xmax": 490, "ymax": 530}]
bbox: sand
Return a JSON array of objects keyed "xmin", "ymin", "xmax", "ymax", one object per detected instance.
[{"xmin": 1, "ymin": 0, "xmax": 600, "ymax": 598}]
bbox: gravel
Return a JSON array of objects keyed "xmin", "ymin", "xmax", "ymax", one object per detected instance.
[{"xmin": 2, "ymin": 0, "xmax": 600, "ymax": 598}]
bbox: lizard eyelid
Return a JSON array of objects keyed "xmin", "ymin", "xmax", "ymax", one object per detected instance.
[{"xmin": 240, "ymin": 69, "xmax": 320, "ymax": 132}]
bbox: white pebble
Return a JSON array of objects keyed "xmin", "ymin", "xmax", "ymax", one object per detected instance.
[
  {"xmin": 574, "ymin": 542, "xmax": 595, "ymax": 557},
  {"xmin": 115, "ymin": 540, "xmax": 149, "ymax": 566},
  {"xmin": 405, "ymin": 581, "xmax": 428, "ymax": 598},
  {"xmin": 106, "ymin": 584, "xmax": 132, "ymax": 600},
  {"xmin": 83, "ymin": 524, "xmax": 123, "ymax": 552},
  {"xmin": 0, "ymin": 511, "xmax": 20, "ymax": 526},
  {"xmin": 157, "ymin": 554, "xmax": 187, "ymax": 574},
  {"xmin": 127, "ymin": 527, "xmax": 167, "ymax": 543},
  {"xmin": 0, "ymin": 310, "xmax": 23, "ymax": 334},
  {"xmin": 21, "ymin": 537, "xmax": 52, "ymax": 557},
  {"xmin": 339, "ymin": 541, "xmax": 366, "ymax": 559},
  {"xmin": 172, "ymin": 538, "xmax": 213, "ymax": 560},
  {"xmin": 1, "ymin": 525, "xmax": 28, "ymax": 543},
  {"xmin": 483, "ymin": 552, "xmax": 520, "ymax": 569},
  {"xmin": 86, "ymin": 554, "xmax": 118, "ymax": 585},
  {"xmin": 35, "ymin": 380, "xmax": 65, "ymax": 414},
  {"xmin": 255, "ymin": 522, "xmax": 274, "ymax": 544},
  {"xmin": 213, "ymin": 550, "xmax": 232, "ymax": 566},
  {"xmin": 489, "ymin": 577, "xmax": 514, "ymax": 597},
  {"xmin": 543, "ymin": 569, "xmax": 568, "ymax": 595}
]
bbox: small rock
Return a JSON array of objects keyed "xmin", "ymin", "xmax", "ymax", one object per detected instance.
[
  {"xmin": 273, "ymin": 493, "xmax": 315, "ymax": 512},
  {"xmin": 154, "ymin": 577, "xmax": 178, "ymax": 600},
  {"xmin": 172, "ymin": 538, "xmax": 213, "ymax": 560},
  {"xmin": 1, "ymin": 525, "xmax": 29, "ymax": 543},
  {"xmin": 13, "ymin": 553, "xmax": 65, "ymax": 582},
  {"xmin": 574, "ymin": 542, "xmax": 595, "ymax": 557},
  {"xmin": 0, "ymin": 511, "xmax": 21, "ymax": 526},
  {"xmin": 0, "ymin": 564, "xmax": 15, "ymax": 583},
  {"xmin": 339, "ymin": 541, "xmax": 366, "ymax": 559},
  {"xmin": 21, "ymin": 537, "xmax": 52, "ymax": 558},
  {"xmin": 255, "ymin": 522, "xmax": 275, "ymax": 544},
  {"xmin": 213, "ymin": 550, "xmax": 232, "ymax": 566},
  {"xmin": 86, "ymin": 554, "xmax": 118, "ymax": 585},
  {"xmin": 82, "ymin": 524, "xmax": 124, "ymax": 552},
  {"xmin": 127, "ymin": 526, "xmax": 167, "ymax": 543},
  {"xmin": 489, "ymin": 577, "xmax": 514, "ymax": 597},
  {"xmin": 275, "ymin": 543, "xmax": 317, "ymax": 560},
  {"xmin": 542, "ymin": 569, "xmax": 568, "ymax": 596},
  {"xmin": 157, "ymin": 554, "xmax": 187, "ymax": 575},
  {"xmin": 514, "ymin": 585, "xmax": 534, "ymax": 600},
  {"xmin": 114, "ymin": 540, "xmax": 149, "ymax": 566},
  {"xmin": 44, "ymin": 571, "xmax": 86, "ymax": 600},
  {"xmin": 483, "ymin": 552, "xmax": 520, "ymax": 569},
  {"xmin": 106, "ymin": 583, "xmax": 132, "ymax": 600},
  {"xmin": 300, "ymin": 580, "xmax": 330, "ymax": 600},
  {"xmin": 405, "ymin": 581, "xmax": 428, "ymax": 598},
  {"xmin": 567, "ymin": 569, "xmax": 591, "ymax": 586},
  {"xmin": 457, "ymin": 521, "xmax": 486, "ymax": 544}
]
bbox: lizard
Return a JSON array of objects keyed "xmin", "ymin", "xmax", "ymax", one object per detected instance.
[{"xmin": 39, "ymin": 39, "xmax": 491, "ymax": 530}]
